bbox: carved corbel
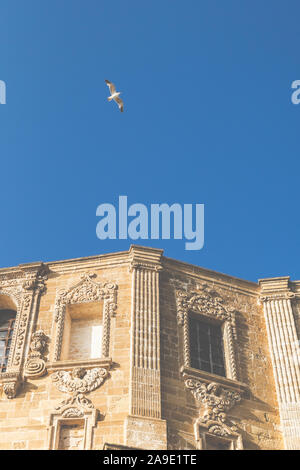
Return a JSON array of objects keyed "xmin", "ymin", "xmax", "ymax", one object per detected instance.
[
  {"xmin": 21, "ymin": 263, "xmax": 49, "ymax": 294},
  {"xmin": 1, "ymin": 372, "xmax": 22, "ymax": 399}
]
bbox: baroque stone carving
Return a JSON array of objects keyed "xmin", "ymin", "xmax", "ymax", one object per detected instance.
[
  {"xmin": 3, "ymin": 382, "xmax": 18, "ymax": 399},
  {"xmin": 0, "ymin": 372, "xmax": 21, "ymax": 399},
  {"xmin": 53, "ymin": 272, "xmax": 117, "ymax": 361},
  {"xmin": 175, "ymin": 285, "xmax": 238, "ymax": 380},
  {"xmin": 22, "ymin": 265, "xmax": 48, "ymax": 293},
  {"xmin": 175, "ymin": 284, "xmax": 231, "ymax": 326},
  {"xmin": 55, "ymin": 392, "xmax": 95, "ymax": 417},
  {"xmin": 52, "ymin": 367, "xmax": 108, "ymax": 394},
  {"xmin": 24, "ymin": 330, "xmax": 48, "ymax": 378},
  {"xmin": 185, "ymin": 377, "xmax": 241, "ymax": 436}
]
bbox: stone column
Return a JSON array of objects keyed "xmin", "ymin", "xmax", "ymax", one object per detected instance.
[
  {"xmin": 125, "ymin": 245, "xmax": 167, "ymax": 450},
  {"xmin": 259, "ymin": 277, "xmax": 300, "ymax": 449}
]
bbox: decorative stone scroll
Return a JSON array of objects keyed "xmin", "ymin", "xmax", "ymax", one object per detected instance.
[
  {"xmin": 53, "ymin": 272, "xmax": 117, "ymax": 361},
  {"xmin": 24, "ymin": 330, "xmax": 48, "ymax": 378},
  {"xmin": 184, "ymin": 376, "xmax": 242, "ymax": 437},
  {"xmin": 175, "ymin": 284, "xmax": 238, "ymax": 381}
]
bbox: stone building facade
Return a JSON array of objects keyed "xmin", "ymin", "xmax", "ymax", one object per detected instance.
[{"xmin": 0, "ymin": 245, "xmax": 299, "ymax": 450}]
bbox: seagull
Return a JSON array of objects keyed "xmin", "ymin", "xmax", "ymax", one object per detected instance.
[{"xmin": 105, "ymin": 79, "xmax": 124, "ymax": 112}]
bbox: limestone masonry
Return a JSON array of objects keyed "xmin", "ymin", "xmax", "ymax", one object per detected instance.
[{"xmin": 0, "ymin": 245, "xmax": 299, "ymax": 450}]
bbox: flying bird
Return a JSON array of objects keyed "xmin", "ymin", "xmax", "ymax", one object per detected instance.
[{"xmin": 105, "ymin": 79, "xmax": 124, "ymax": 112}]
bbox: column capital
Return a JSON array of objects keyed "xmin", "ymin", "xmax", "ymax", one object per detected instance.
[
  {"xmin": 258, "ymin": 276, "xmax": 295, "ymax": 302},
  {"xmin": 129, "ymin": 245, "xmax": 163, "ymax": 272}
]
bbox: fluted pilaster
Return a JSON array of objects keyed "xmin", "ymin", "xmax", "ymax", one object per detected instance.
[
  {"xmin": 125, "ymin": 245, "xmax": 167, "ymax": 449},
  {"xmin": 260, "ymin": 277, "xmax": 300, "ymax": 449}
]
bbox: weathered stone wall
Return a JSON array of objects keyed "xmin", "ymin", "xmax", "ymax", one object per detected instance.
[
  {"xmin": 160, "ymin": 260, "xmax": 283, "ymax": 450},
  {"xmin": 0, "ymin": 256, "xmax": 132, "ymax": 450},
  {"xmin": 0, "ymin": 246, "xmax": 299, "ymax": 449}
]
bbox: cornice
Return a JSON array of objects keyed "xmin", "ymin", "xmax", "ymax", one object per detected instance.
[
  {"xmin": 0, "ymin": 248, "xmax": 298, "ymax": 297},
  {"xmin": 163, "ymin": 261, "xmax": 259, "ymax": 297}
]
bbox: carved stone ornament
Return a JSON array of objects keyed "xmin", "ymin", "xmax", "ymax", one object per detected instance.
[
  {"xmin": 24, "ymin": 330, "xmax": 48, "ymax": 378},
  {"xmin": 185, "ymin": 377, "xmax": 242, "ymax": 436},
  {"xmin": 0, "ymin": 372, "xmax": 21, "ymax": 399},
  {"xmin": 55, "ymin": 273, "xmax": 117, "ymax": 313},
  {"xmin": 175, "ymin": 284, "xmax": 238, "ymax": 379},
  {"xmin": 54, "ymin": 392, "xmax": 95, "ymax": 418},
  {"xmin": 52, "ymin": 367, "xmax": 108, "ymax": 394},
  {"xmin": 22, "ymin": 265, "xmax": 48, "ymax": 293},
  {"xmin": 175, "ymin": 283, "xmax": 232, "ymax": 326},
  {"xmin": 53, "ymin": 272, "xmax": 117, "ymax": 361}
]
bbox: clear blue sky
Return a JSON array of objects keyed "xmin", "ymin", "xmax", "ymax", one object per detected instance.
[{"xmin": 0, "ymin": 1, "xmax": 299, "ymax": 282}]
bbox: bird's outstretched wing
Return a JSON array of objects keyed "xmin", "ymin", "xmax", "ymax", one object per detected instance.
[
  {"xmin": 105, "ymin": 79, "xmax": 116, "ymax": 95},
  {"xmin": 115, "ymin": 96, "xmax": 124, "ymax": 112}
]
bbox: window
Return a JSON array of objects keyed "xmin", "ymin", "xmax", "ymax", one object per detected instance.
[
  {"xmin": 197, "ymin": 432, "xmax": 242, "ymax": 450},
  {"xmin": 189, "ymin": 316, "xmax": 226, "ymax": 377},
  {"xmin": 60, "ymin": 302, "xmax": 103, "ymax": 361},
  {"xmin": 58, "ymin": 420, "xmax": 85, "ymax": 450},
  {"xmin": 205, "ymin": 434, "xmax": 234, "ymax": 450},
  {"xmin": 0, "ymin": 309, "xmax": 16, "ymax": 372}
]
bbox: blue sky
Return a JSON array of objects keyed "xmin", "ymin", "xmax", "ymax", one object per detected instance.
[{"xmin": 0, "ymin": 0, "xmax": 299, "ymax": 282}]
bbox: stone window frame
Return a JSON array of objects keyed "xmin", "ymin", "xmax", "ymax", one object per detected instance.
[
  {"xmin": 195, "ymin": 421, "xmax": 243, "ymax": 450},
  {"xmin": 175, "ymin": 287, "xmax": 238, "ymax": 381},
  {"xmin": 51, "ymin": 272, "xmax": 118, "ymax": 367},
  {"xmin": 0, "ymin": 264, "xmax": 48, "ymax": 398},
  {"xmin": 175, "ymin": 286, "xmax": 249, "ymax": 441},
  {"xmin": 48, "ymin": 394, "xmax": 98, "ymax": 450}
]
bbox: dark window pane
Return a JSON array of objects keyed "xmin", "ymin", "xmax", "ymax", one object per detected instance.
[
  {"xmin": 0, "ymin": 309, "xmax": 16, "ymax": 369},
  {"xmin": 0, "ymin": 310, "xmax": 16, "ymax": 327},
  {"xmin": 189, "ymin": 316, "xmax": 225, "ymax": 377}
]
